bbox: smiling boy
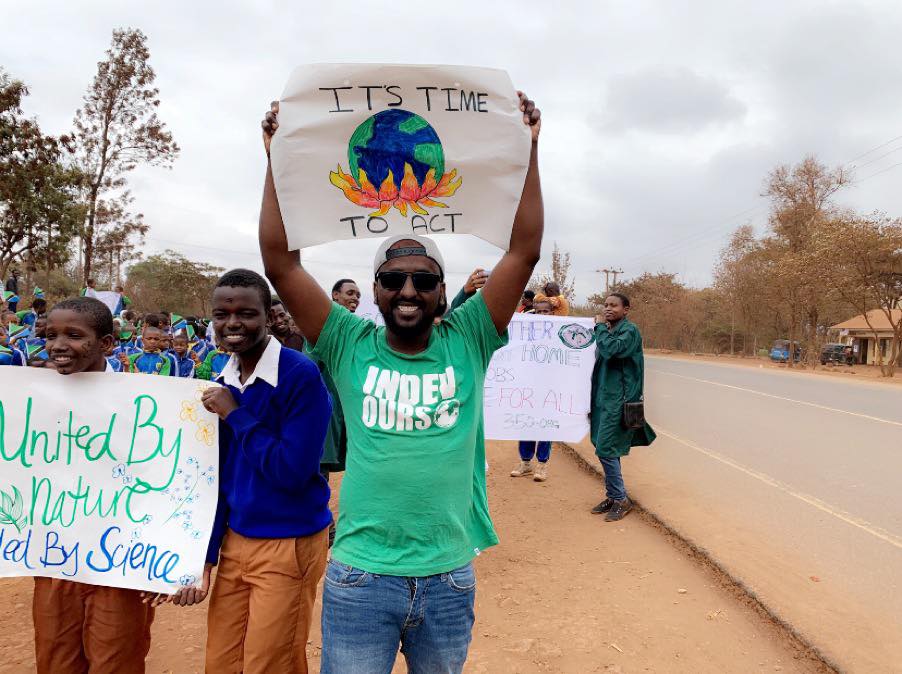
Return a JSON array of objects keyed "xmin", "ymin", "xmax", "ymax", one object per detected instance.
[
  {"xmin": 171, "ymin": 269, "xmax": 333, "ymax": 674},
  {"xmin": 33, "ymin": 297, "xmax": 156, "ymax": 673}
]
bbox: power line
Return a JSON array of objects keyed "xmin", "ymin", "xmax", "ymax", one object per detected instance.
[{"xmin": 843, "ymin": 134, "xmax": 902, "ymax": 165}]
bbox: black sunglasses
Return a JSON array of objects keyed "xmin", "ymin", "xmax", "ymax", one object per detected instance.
[{"xmin": 375, "ymin": 271, "xmax": 442, "ymax": 292}]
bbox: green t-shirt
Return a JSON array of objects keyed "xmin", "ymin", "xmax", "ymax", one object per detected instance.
[{"xmin": 311, "ymin": 293, "xmax": 507, "ymax": 576}]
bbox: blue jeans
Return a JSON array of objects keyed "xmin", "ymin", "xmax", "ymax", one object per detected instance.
[
  {"xmin": 599, "ymin": 456, "xmax": 627, "ymax": 500},
  {"xmin": 321, "ymin": 559, "xmax": 476, "ymax": 674},
  {"xmin": 519, "ymin": 440, "xmax": 551, "ymax": 463}
]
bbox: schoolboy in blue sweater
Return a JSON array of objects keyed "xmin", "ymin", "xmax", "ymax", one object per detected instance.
[{"xmin": 170, "ymin": 269, "xmax": 332, "ymax": 674}]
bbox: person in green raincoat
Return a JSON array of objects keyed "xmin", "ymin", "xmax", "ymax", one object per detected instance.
[{"xmin": 589, "ymin": 292, "xmax": 655, "ymax": 521}]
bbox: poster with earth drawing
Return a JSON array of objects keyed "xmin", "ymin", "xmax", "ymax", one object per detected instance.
[{"xmin": 270, "ymin": 63, "xmax": 532, "ymax": 251}]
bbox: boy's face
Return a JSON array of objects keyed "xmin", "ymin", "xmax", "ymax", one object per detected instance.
[
  {"xmin": 269, "ymin": 304, "xmax": 290, "ymax": 336},
  {"xmin": 333, "ymin": 282, "xmax": 361, "ymax": 313},
  {"xmin": 34, "ymin": 317, "xmax": 47, "ymax": 338},
  {"xmin": 142, "ymin": 327, "xmax": 165, "ymax": 353},
  {"xmin": 212, "ymin": 285, "xmax": 269, "ymax": 354},
  {"xmin": 603, "ymin": 295, "xmax": 629, "ymax": 323},
  {"xmin": 534, "ymin": 301, "xmax": 553, "ymax": 315},
  {"xmin": 172, "ymin": 335, "xmax": 189, "ymax": 356},
  {"xmin": 0, "ymin": 325, "xmax": 7, "ymax": 347},
  {"xmin": 45, "ymin": 309, "xmax": 113, "ymax": 375}
]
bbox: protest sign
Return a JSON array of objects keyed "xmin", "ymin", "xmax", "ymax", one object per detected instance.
[
  {"xmin": 484, "ymin": 315, "xmax": 596, "ymax": 442},
  {"xmin": 271, "ymin": 63, "xmax": 531, "ymax": 251},
  {"xmin": 0, "ymin": 368, "xmax": 220, "ymax": 594},
  {"xmin": 94, "ymin": 290, "xmax": 122, "ymax": 316}
]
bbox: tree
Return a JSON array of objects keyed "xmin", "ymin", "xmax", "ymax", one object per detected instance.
[
  {"xmin": 763, "ymin": 156, "xmax": 849, "ymax": 367},
  {"xmin": 125, "ymin": 251, "xmax": 222, "ymax": 316},
  {"xmin": 0, "ymin": 70, "xmax": 83, "ymax": 281},
  {"xmin": 71, "ymin": 28, "xmax": 178, "ymax": 284},
  {"xmin": 530, "ymin": 242, "xmax": 575, "ymax": 299},
  {"xmin": 714, "ymin": 226, "xmax": 774, "ymax": 356},
  {"xmin": 818, "ymin": 213, "xmax": 902, "ymax": 376}
]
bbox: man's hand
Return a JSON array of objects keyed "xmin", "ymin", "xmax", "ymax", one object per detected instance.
[
  {"xmin": 262, "ymin": 101, "xmax": 279, "ymax": 155},
  {"xmin": 463, "ymin": 268, "xmax": 488, "ymax": 295},
  {"xmin": 202, "ymin": 386, "xmax": 239, "ymax": 420},
  {"xmin": 189, "ymin": 350, "xmax": 201, "ymax": 365},
  {"xmin": 117, "ymin": 352, "xmax": 130, "ymax": 371},
  {"xmin": 518, "ymin": 91, "xmax": 541, "ymax": 142}
]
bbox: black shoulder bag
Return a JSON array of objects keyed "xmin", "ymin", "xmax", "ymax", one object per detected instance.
[{"xmin": 622, "ymin": 398, "xmax": 645, "ymax": 429}]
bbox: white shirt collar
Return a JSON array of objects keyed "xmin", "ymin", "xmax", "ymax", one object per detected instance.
[{"xmin": 217, "ymin": 336, "xmax": 281, "ymax": 392}]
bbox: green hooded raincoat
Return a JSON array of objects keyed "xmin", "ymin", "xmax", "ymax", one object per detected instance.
[{"xmin": 590, "ymin": 318, "xmax": 656, "ymax": 458}]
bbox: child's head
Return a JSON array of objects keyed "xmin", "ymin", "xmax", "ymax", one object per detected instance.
[
  {"xmin": 141, "ymin": 325, "xmax": 166, "ymax": 353},
  {"xmin": 1, "ymin": 310, "xmax": 16, "ymax": 328},
  {"xmin": 33, "ymin": 315, "xmax": 48, "ymax": 338},
  {"xmin": 212, "ymin": 269, "xmax": 271, "ymax": 355},
  {"xmin": 533, "ymin": 300, "xmax": 553, "ymax": 315},
  {"xmin": 172, "ymin": 332, "xmax": 189, "ymax": 357},
  {"xmin": 32, "ymin": 297, "xmax": 47, "ymax": 314},
  {"xmin": 45, "ymin": 297, "xmax": 114, "ymax": 375}
]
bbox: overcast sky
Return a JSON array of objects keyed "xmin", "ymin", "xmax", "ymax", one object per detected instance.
[{"xmin": 4, "ymin": 1, "xmax": 902, "ymax": 301}]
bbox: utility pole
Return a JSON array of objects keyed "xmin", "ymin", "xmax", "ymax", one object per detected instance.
[{"xmin": 596, "ymin": 267, "xmax": 624, "ymax": 293}]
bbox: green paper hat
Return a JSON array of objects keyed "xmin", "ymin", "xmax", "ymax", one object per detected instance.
[
  {"xmin": 2, "ymin": 290, "xmax": 15, "ymax": 301},
  {"xmin": 27, "ymin": 343, "xmax": 46, "ymax": 358},
  {"xmin": 33, "ymin": 287, "xmax": 45, "ymax": 298}
]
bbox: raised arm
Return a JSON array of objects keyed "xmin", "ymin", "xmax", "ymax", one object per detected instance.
[
  {"xmin": 259, "ymin": 102, "xmax": 333, "ymax": 345},
  {"xmin": 481, "ymin": 91, "xmax": 543, "ymax": 334}
]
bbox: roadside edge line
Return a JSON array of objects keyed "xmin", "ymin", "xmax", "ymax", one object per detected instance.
[{"xmin": 557, "ymin": 441, "xmax": 843, "ymax": 674}]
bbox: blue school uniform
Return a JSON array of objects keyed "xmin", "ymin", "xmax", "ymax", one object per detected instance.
[
  {"xmin": 128, "ymin": 350, "xmax": 177, "ymax": 376},
  {"xmin": 112, "ymin": 342, "xmax": 141, "ymax": 359},
  {"xmin": 0, "ymin": 345, "xmax": 25, "ymax": 366},
  {"xmin": 171, "ymin": 352, "xmax": 196, "ymax": 378},
  {"xmin": 191, "ymin": 339, "xmax": 211, "ymax": 361},
  {"xmin": 20, "ymin": 311, "xmax": 40, "ymax": 328}
]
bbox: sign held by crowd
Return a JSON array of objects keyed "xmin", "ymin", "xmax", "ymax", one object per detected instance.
[{"xmin": 0, "ymin": 368, "xmax": 219, "ymax": 594}]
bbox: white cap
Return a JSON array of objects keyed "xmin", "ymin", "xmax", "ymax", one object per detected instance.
[{"xmin": 373, "ymin": 234, "xmax": 445, "ymax": 278}]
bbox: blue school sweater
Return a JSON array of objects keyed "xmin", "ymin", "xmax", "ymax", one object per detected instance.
[{"xmin": 205, "ymin": 342, "xmax": 333, "ymax": 564}]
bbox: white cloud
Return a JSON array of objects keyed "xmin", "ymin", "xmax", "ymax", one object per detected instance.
[{"xmin": 3, "ymin": 0, "xmax": 902, "ymax": 301}]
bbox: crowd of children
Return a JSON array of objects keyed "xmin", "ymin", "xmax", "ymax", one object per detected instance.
[{"xmin": 0, "ymin": 290, "xmax": 238, "ymax": 381}]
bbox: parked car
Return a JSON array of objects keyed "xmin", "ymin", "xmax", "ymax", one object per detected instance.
[
  {"xmin": 769, "ymin": 339, "xmax": 801, "ymax": 362},
  {"xmin": 820, "ymin": 343, "xmax": 854, "ymax": 366}
]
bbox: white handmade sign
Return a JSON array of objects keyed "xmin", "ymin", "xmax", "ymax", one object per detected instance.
[
  {"xmin": 0, "ymin": 368, "xmax": 220, "ymax": 593},
  {"xmin": 94, "ymin": 290, "xmax": 121, "ymax": 316},
  {"xmin": 271, "ymin": 63, "xmax": 531, "ymax": 250},
  {"xmin": 484, "ymin": 315, "xmax": 596, "ymax": 442}
]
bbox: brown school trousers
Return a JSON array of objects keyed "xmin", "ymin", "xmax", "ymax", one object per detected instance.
[
  {"xmin": 32, "ymin": 577, "xmax": 155, "ymax": 674},
  {"xmin": 206, "ymin": 526, "xmax": 329, "ymax": 674}
]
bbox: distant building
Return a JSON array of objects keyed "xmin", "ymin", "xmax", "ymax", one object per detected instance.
[{"xmin": 829, "ymin": 309, "xmax": 901, "ymax": 365}]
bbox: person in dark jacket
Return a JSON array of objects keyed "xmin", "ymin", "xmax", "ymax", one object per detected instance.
[{"xmin": 589, "ymin": 293, "xmax": 656, "ymax": 521}]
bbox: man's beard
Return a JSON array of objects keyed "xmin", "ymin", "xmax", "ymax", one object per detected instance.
[{"xmin": 381, "ymin": 304, "xmax": 437, "ymax": 339}]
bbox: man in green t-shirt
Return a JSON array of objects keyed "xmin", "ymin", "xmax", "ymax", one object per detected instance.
[{"xmin": 259, "ymin": 90, "xmax": 543, "ymax": 673}]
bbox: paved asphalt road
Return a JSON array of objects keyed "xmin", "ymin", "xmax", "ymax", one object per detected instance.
[{"xmin": 630, "ymin": 356, "xmax": 902, "ymax": 673}]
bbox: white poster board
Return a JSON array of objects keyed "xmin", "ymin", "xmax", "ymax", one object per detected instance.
[
  {"xmin": 484, "ymin": 315, "xmax": 596, "ymax": 442},
  {"xmin": 0, "ymin": 368, "xmax": 220, "ymax": 593},
  {"xmin": 271, "ymin": 63, "xmax": 531, "ymax": 250},
  {"xmin": 94, "ymin": 290, "xmax": 121, "ymax": 316}
]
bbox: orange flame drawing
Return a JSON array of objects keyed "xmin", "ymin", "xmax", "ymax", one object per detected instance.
[{"xmin": 330, "ymin": 162, "xmax": 462, "ymax": 217}]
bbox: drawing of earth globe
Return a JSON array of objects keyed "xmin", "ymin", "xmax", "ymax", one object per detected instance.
[
  {"xmin": 348, "ymin": 109, "xmax": 445, "ymax": 190},
  {"xmin": 433, "ymin": 399, "xmax": 461, "ymax": 429}
]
